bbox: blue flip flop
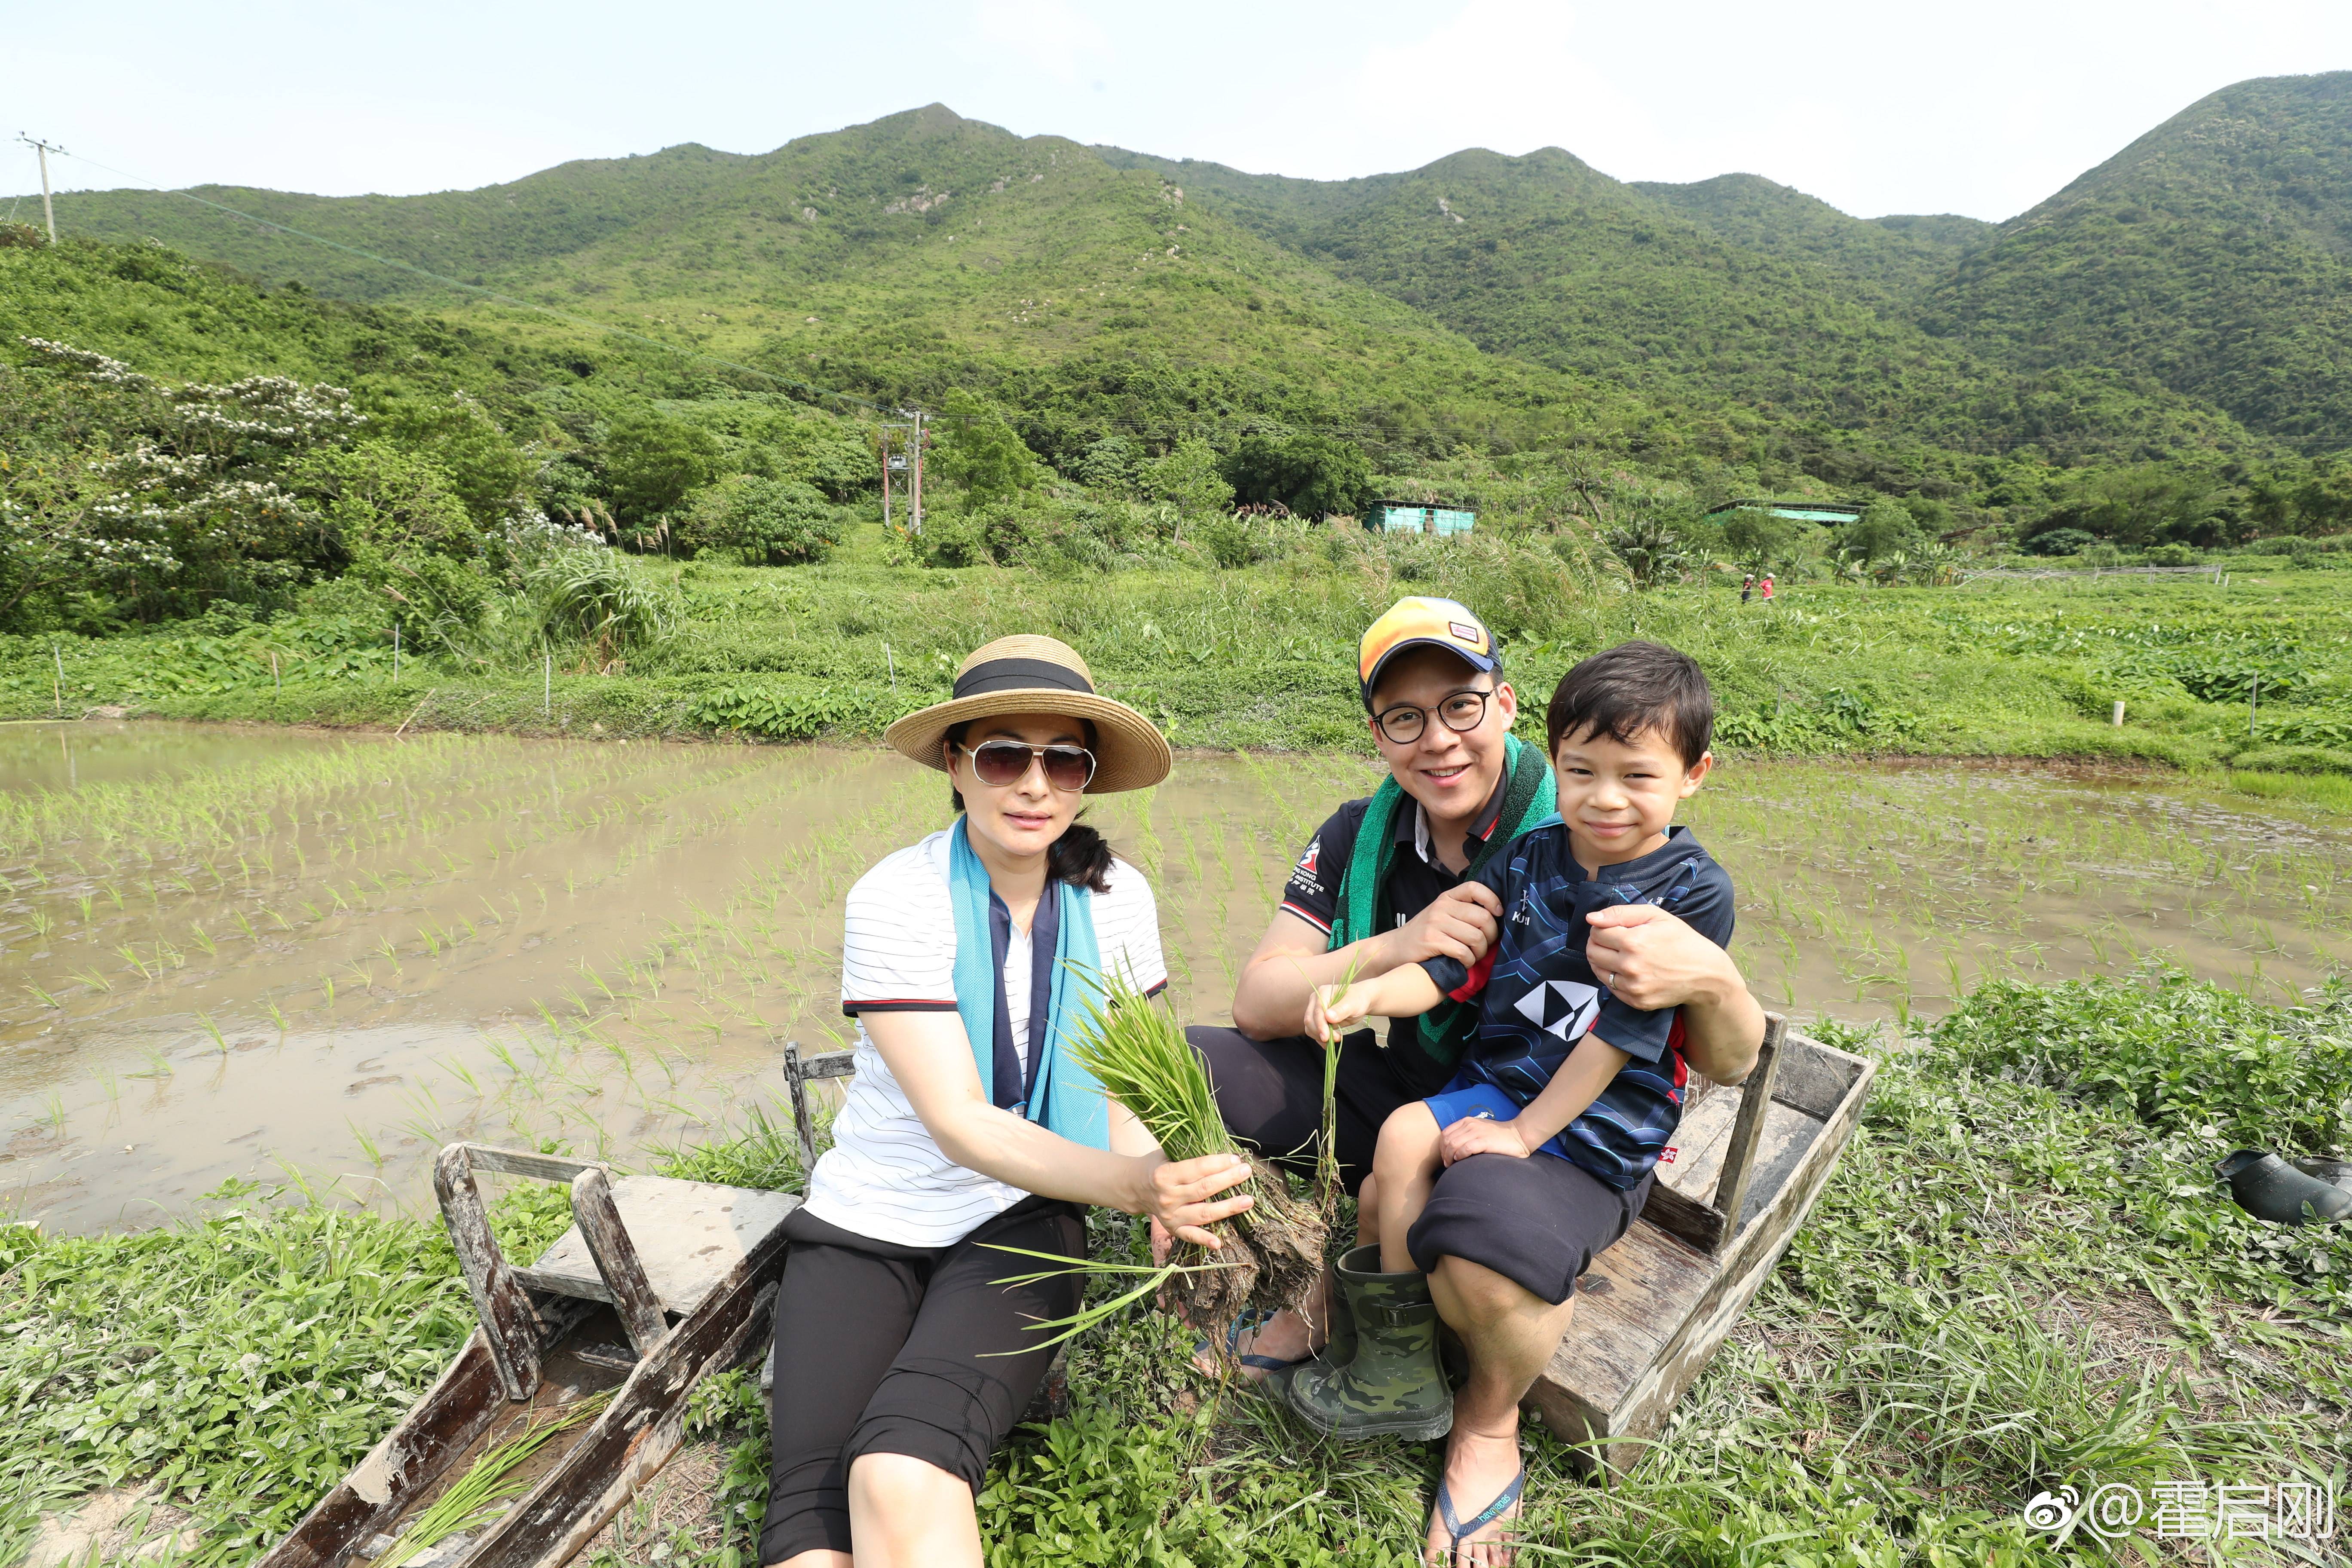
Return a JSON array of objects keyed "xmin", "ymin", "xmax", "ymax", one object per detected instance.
[
  {"xmin": 1192, "ymin": 1306, "xmax": 1309, "ymax": 1373},
  {"xmin": 1434, "ymin": 1466, "xmax": 1525, "ymax": 1565}
]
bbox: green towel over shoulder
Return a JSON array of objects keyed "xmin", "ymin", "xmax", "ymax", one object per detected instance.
[{"xmin": 1326, "ymin": 733, "xmax": 1556, "ymax": 1068}]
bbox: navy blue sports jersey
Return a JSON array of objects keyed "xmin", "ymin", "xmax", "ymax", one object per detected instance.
[{"xmin": 1420, "ymin": 819, "xmax": 1736, "ymax": 1190}]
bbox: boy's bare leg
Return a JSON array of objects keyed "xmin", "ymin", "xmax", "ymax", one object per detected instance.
[
  {"xmin": 1424, "ymin": 1256, "xmax": 1577, "ymax": 1566},
  {"xmin": 1373, "ymin": 1104, "xmax": 1445, "ymax": 1275}
]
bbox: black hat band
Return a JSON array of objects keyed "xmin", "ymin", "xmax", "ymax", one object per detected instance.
[{"xmin": 952, "ymin": 657, "xmax": 1097, "ymax": 699}]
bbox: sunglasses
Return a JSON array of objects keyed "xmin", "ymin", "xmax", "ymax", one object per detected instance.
[{"xmin": 959, "ymin": 740, "xmax": 1097, "ymax": 792}]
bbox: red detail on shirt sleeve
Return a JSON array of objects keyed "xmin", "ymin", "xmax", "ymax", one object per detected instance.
[
  {"xmin": 1667, "ymin": 1011, "xmax": 1689, "ymax": 1096},
  {"xmin": 1279, "ymin": 899, "xmax": 1334, "ymax": 934},
  {"xmin": 1449, "ymin": 948, "xmax": 1494, "ymax": 1003}
]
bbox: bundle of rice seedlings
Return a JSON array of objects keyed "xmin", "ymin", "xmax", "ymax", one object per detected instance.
[
  {"xmin": 1066, "ymin": 972, "xmax": 1326, "ymax": 1328},
  {"xmin": 371, "ymin": 1389, "xmax": 613, "ymax": 1568}
]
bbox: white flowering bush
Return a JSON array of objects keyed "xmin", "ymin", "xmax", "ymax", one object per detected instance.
[{"xmin": 2, "ymin": 339, "xmax": 365, "ymax": 626}]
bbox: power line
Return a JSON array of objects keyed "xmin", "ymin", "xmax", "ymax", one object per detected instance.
[{"xmin": 43, "ymin": 145, "xmax": 895, "ymax": 417}]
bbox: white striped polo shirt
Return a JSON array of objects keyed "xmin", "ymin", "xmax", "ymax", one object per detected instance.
[{"xmin": 801, "ymin": 827, "xmax": 1168, "ymax": 1249}]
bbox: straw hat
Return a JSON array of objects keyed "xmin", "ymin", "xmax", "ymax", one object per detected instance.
[{"xmin": 884, "ymin": 634, "xmax": 1172, "ymax": 793}]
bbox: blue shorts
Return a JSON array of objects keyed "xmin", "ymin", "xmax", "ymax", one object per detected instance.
[{"xmin": 1422, "ymin": 1076, "xmax": 1578, "ymax": 1163}]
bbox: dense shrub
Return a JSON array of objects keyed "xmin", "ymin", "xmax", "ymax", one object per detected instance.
[
  {"xmin": 681, "ymin": 476, "xmax": 842, "ymax": 565},
  {"xmin": 2230, "ymin": 744, "xmax": 2352, "ymax": 776},
  {"xmin": 1930, "ymin": 965, "xmax": 2352, "ymax": 1156}
]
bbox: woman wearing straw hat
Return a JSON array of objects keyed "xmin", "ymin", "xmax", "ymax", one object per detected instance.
[{"xmin": 762, "ymin": 634, "xmax": 1255, "ymax": 1568}]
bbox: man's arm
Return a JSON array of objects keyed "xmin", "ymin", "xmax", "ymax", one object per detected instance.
[
  {"xmin": 1230, "ymin": 886, "xmax": 1500, "ymax": 1041},
  {"xmin": 1583, "ymin": 904, "xmax": 1766, "ymax": 1084}
]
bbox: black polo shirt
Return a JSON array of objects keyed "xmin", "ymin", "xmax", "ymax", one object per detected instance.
[{"xmin": 1277, "ymin": 773, "xmax": 1511, "ymax": 1096}]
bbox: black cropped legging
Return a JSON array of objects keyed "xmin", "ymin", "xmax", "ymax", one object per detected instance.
[{"xmin": 760, "ymin": 1196, "xmax": 1083, "ymax": 1564}]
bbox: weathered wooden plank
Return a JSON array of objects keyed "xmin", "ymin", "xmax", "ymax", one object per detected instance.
[
  {"xmin": 435, "ymin": 1145, "xmax": 549, "ymax": 1403},
  {"xmin": 1639, "ymin": 1181, "xmax": 1724, "ymax": 1255},
  {"xmin": 782, "ymin": 1042, "xmax": 853, "ymax": 1179},
  {"xmin": 570, "ymin": 1169, "xmax": 671, "ymax": 1360},
  {"xmin": 1523, "ymin": 1224, "xmax": 1715, "ymax": 1458},
  {"xmin": 512, "ymin": 1266, "xmax": 612, "ymax": 1305},
  {"xmin": 1770, "ymin": 1036, "xmax": 1863, "ymax": 1121},
  {"xmin": 528, "ymin": 1178, "xmax": 801, "ymax": 1319},
  {"xmin": 1527, "ymin": 1037, "xmax": 1877, "ymax": 1477},
  {"xmin": 1600, "ymin": 1055, "xmax": 1874, "ymax": 1465},
  {"xmin": 464, "ymin": 1147, "xmax": 601, "ymax": 1185},
  {"xmin": 460, "ymin": 1207, "xmax": 796, "ymax": 1568},
  {"xmin": 1710, "ymin": 1014, "xmax": 1786, "ymax": 1237},
  {"xmin": 251, "ymin": 1298, "xmax": 595, "ymax": 1568},
  {"xmin": 1656, "ymin": 1090, "xmax": 1738, "ymax": 1200}
]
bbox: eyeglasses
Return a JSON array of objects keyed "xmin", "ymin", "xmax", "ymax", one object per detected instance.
[
  {"xmin": 1372, "ymin": 688, "xmax": 1494, "ymax": 746},
  {"xmin": 959, "ymin": 740, "xmax": 1098, "ymax": 792}
]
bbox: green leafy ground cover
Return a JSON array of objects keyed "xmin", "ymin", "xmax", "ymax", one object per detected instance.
[
  {"xmin": 5, "ymin": 969, "xmax": 2347, "ymax": 1565},
  {"xmin": 6, "ymin": 535, "xmax": 2349, "ymax": 797}
]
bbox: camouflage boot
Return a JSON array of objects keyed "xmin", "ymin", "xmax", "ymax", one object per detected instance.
[{"xmin": 1281, "ymin": 1245, "xmax": 1453, "ymax": 1440}]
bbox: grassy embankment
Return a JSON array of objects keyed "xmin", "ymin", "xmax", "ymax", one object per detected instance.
[
  {"xmin": 5, "ymin": 972, "xmax": 2348, "ymax": 1565},
  {"xmin": 4, "ymin": 529, "xmax": 2348, "ymax": 805}
]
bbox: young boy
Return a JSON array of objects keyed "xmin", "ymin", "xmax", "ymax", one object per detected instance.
[{"xmin": 1306, "ymin": 638, "xmax": 1736, "ymax": 1320}]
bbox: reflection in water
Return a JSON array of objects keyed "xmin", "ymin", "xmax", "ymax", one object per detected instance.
[{"xmin": 1, "ymin": 725, "xmax": 2346, "ymax": 1233}]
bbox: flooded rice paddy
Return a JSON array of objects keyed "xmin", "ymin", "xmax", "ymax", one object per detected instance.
[{"xmin": 3, "ymin": 722, "xmax": 2349, "ymax": 1234}]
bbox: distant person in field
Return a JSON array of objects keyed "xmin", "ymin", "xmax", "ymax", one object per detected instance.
[
  {"xmin": 1302, "ymin": 642, "xmax": 1736, "ymax": 1564},
  {"xmin": 1760, "ymin": 574, "xmax": 1776, "ymax": 602},
  {"xmin": 1740, "ymin": 574, "xmax": 1754, "ymax": 604},
  {"xmin": 1178, "ymin": 600, "xmax": 1764, "ymax": 1565},
  {"xmin": 763, "ymin": 635, "xmax": 1251, "ymax": 1568}
]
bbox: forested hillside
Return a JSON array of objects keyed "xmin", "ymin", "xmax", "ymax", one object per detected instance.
[
  {"xmin": 6, "ymin": 80, "xmax": 2352, "ymax": 652},
  {"xmin": 39, "ymin": 86, "xmax": 2345, "ymax": 468},
  {"xmin": 1928, "ymin": 71, "xmax": 2352, "ymax": 454}
]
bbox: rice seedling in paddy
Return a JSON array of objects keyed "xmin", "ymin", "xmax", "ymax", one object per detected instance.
[{"xmin": 6, "ymin": 729, "xmax": 2350, "ymax": 1560}]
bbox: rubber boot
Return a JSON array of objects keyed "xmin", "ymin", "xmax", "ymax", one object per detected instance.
[
  {"xmin": 2219, "ymin": 1149, "xmax": 2352, "ymax": 1225},
  {"xmin": 1282, "ymin": 1245, "xmax": 1453, "ymax": 1440}
]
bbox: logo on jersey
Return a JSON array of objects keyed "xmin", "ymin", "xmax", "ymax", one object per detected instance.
[
  {"xmin": 1512, "ymin": 978, "xmax": 1602, "ymax": 1042},
  {"xmin": 1296, "ymin": 839, "xmax": 1320, "ymax": 877}
]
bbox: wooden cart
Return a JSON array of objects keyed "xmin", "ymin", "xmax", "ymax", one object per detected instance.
[
  {"xmin": 1527, "ymin": 1015, "xmax": 1875, "ymax": 1476},
  {"xmin": 257, "ymin": 1146, "xmax": 798, "ymax": 1568}
]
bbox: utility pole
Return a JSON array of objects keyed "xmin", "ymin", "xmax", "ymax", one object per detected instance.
[
  {"xmin": 880, "ymin": 415, "xmax": 921, "ymax": 533},
  {"xmin": 910, "ymin": 408, "xmax": 926, "ymax": 534},
  {"xmin": 16, "ymin": 136, "xmax": 64, "ymax": 243}
]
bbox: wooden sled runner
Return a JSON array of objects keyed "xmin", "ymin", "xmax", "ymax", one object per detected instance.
[
  {"xmin": 1529, "ymin": 1014, "xmax": 1875, "ymax": 1476},
  {"xmin": 256, "ymin": 1145, "xmax": 798, "ymax": 1568}
]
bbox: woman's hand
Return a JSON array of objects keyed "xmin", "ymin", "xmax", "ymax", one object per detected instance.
[
  {"xmin": 1140, "ymin": 1151, "xmax": 1255, "ymax": 1250},
  {"xmin": 1440, "ymin": 1115, "xmax": 1532, "ymax": 1164}
]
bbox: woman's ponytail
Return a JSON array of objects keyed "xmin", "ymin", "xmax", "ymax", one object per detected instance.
[{"xmin": 1047, "ymin": 820, "xmax": 1115, "ymax": 893}]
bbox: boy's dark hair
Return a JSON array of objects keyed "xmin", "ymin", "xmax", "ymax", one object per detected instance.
[{"xmin": 1545, "ymin": 641, "xmax": 1714, "ymax": 766}]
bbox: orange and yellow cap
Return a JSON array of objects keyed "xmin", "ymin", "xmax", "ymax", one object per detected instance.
[{"xmin": 1358, "ymin": 597, "xmax": 1498, "ymax": 708}]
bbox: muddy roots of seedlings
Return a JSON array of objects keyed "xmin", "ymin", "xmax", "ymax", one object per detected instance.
[{"xmin": 1168, "ymin": 1153, "xmax": 1326, "ymax": 1327}]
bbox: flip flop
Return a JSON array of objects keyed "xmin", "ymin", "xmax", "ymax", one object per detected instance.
[
  {"xmin": 1192, "ymin": 1306, "xmax": 1309, "ymax": 1373},
  {"xmin": 1433, "ymin": 1466, "xmax": 1524, "ymax": 1566}
]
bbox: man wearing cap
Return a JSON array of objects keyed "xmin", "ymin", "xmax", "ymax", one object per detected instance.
[{"xmin": 1182, "ymin": 598, "xmax": 1765, "ymax": 1548}]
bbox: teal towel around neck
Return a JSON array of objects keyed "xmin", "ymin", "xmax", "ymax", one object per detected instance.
[{"xmin": 946, "ymin": 817, "xmax": 1110, "ymax": 1150}]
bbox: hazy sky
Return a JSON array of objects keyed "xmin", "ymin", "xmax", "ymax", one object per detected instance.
[{"xmin": 8, "ymin": 1, "xmax": 2348, "ymax": 223}]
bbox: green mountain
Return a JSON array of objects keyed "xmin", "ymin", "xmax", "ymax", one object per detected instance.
[
  {"xmin": 1104, "ymin": 144, "xmax": 2243, "ymax": 461},
  {"xmin": 32, "ymin": 80, "xmax": 2352, "ymax": 469},
  {"xmin": 1928, "ymin": 72, "xmax": 2352, "ymax": 454},
  {"xmin": 43, "ymin": 108, "xmax": 1655, "ymax": 462},
  {"xmin": 1629, "ymin": 174, "xmax": 1992, "ymax": 301}
]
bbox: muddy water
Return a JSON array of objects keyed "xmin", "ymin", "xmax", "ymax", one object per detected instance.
[{"xmin": 3, "ymin": 723, "xmax": 2347, "ymax": 1234}]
